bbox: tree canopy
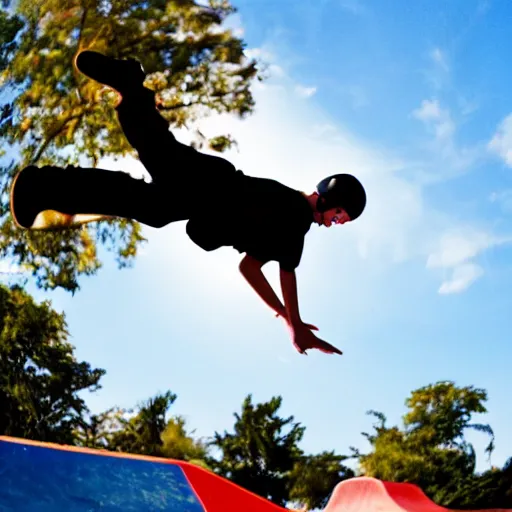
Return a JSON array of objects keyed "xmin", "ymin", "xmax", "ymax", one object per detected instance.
[
  {"xmin": 209, "ymin": 394, "xmax": 306, "ymax": 506},
  {"xmin": 0, "ymin": 283, "xmax": 105, "ymax": 443},
  {"xmin": 352, "ymin": 381, "xmax": 510, "ymax": 509},
  {"xmin": 75, "ymin": 390, "xmax": 210, "ymax": 466},
  {"xmin": 0, "ymin": 0, "xmax": 259, "ymax": 292},
  {"xmin": 208, "ymin": 394, "xmax": 354, "ymax": 509}
]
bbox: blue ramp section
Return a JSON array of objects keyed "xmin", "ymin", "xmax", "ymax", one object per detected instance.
[{"xmin": 0, "ymin": 439, "xmax": 205, "ymax": 511}]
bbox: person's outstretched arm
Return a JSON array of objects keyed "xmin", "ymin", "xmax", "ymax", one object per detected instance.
[
  {"xmin": 279, "ymin": 267, "xmax": 343, "ymax": 355},
  {"xmin": 278, "ymin": 268, "xmax": 304, "ymax": 327},
  {"xmin": 238, "ymin": 254, "xmax": 287, "ymax": 318},
  {"xmin": 239, "ymin": 254, "xmax": 342, "ymax": 355}
]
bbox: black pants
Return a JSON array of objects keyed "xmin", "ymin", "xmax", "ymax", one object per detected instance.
[{"xmin": 46, "ymin": 88, "xmax": 237, "ymax": 227}]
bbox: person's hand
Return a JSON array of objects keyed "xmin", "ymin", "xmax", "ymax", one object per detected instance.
[{"xmin": 288, "ymin": 322, "xmax": 343, "ymax": 356}]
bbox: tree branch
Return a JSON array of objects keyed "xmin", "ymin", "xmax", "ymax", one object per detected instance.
[
  {"xmin": 31, "ymin": 111, "xmax": 86, "ymax": 164},
  {"xmin": 157, "ymin": 99, "xmax": 209, "ymax": 112},
  {"xmin": 118, "ymin": 21, "xmax": 177, "ymax": 57},
  {"xmin": 76, "ymin": 4, "xmax": 89, "ymax": 51}
]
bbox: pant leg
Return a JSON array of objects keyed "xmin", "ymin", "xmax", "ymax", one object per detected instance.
[
  {"xmin": 38, "ymin": 165, "xmax": 187, "ymax": 227},
  {"xmin": 114, "ymin": 88, "xmax": 238, "ymax": 188}
]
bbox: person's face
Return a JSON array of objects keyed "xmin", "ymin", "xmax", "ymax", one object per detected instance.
[{"xmin": 313, "ymin": 207, "xmax": 351, "ymax": 227}]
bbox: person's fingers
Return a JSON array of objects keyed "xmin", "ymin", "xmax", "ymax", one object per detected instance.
[
  {"xmin": 323, "ymin": 342, "xmax": 342, "ymax": 355},
  {"xmin": 293, "ymin": 343, "xmax": 308, "ymax": 355},
  {"xmin": 314, "ymin": 338, "xmax": 343, "ymax": 355}
]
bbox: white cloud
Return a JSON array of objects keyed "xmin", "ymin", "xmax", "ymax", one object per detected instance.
[
  {"xmin": 422, "ymin": 46, "xmax": 450, "ymax": 90},
  {"xmin": 412, "ymin": 98, "xmax": 454, "ymax": 141},
  {"xmin": 295, "ymin": 85, "xmax": 317, "ymax": 98},
  {"xmin": 224, "ymin": 12, "xmax": 244, "ymax": 38},
  {"xmin": 412, "ymin": 98, "xmax": 482, "ymax": 174},
  {"xmin": 430, "ymin": 47, "xmax": 449, "ymax": 72},
  {"xmin": 413, "ymin": 99, "xmax": 442, "ymax": 122},
  {"xmin": 244, "ymin": 47, "xmax": 273, "ymax": 61},
  {"xmin": 209, "ymin": 11, "xmax": 244, "ymax": 37},
  {"xmin": 427, "ymin": 231, "xmax": 492, "ymax": 268},
  {"xmin": 426, "ymin": 229, "xmax": 512, "ymax": 294},
  {"xmin": 438, "ymin": 263, "xmax": 483, "ymax": 295},
  {"xmin": 488, "ymin": 113, "xmax": 512, "ymax": 167},
  {"xmin": 244, "ymin": 47, "xmax": 285, "ymax": 79}
]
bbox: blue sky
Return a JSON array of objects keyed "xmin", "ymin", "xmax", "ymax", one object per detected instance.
[{"xmin": 4, "ymin": 0, "xmax": 512, "ymax": 476}]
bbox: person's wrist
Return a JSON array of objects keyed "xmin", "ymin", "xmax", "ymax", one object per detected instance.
[
  {"xmin": 288, "ymin": 316, "xmax": 303, "ymax": 329},
  {"xmin": 275, "ymin": 306, "xmax": 286, "ymax": 318}
]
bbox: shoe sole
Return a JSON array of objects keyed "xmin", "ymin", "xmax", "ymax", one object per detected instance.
[
  {"xmin": 10, "ymin": 167, "xmax": 113, "ymax": 231},
  {"xmin": 32, "ymin": 211, "xmax": 113, "ymax": 230},
  {"xmin": 9, "ymin": 167, "xmax": 29, "ymax": 229}
]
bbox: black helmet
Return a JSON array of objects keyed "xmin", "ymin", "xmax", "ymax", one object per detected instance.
[{"xmin": 316, "ymin": 173, "xmax": 366, "ymax": 220}]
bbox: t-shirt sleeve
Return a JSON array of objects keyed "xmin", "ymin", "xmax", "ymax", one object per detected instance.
[
  {"xmin": 276, "ymin": 231, "xmax": 305, "ymax": 272},
  {"xmin": 243, "ymin": 228, "xmax": 305, "ymax": 272}
]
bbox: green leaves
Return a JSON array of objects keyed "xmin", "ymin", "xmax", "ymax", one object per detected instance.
[
  {"xmin": 74, "ymin": 390, "xmax": 210, "ymax": 468},
  {"xmin": 354, "ymin": 380, "xmax": 506, "ymax": 508},
  {"xmin": 0, "ymin": 283, "xmax": 105, "ymax": 443},
  {"xmin": 207, "ymin": 394, "xmax": 354, "ymax": 509},
  {"xmin": 403, "ymin": 381, "xmax": 491, "ymax": 448},
  {"xmin": 1, "ymin": 0, "xmax": 258, "ymax": 292},
  {"xmin": 209, "ymin": 394, "xmax": 306, "ymax": 506},
  {"xmin": 288, "ymin": 451, "xmax": 355, "ymax": 510},
  {"xmin": 0, "ymin": 9, "xmax": 23, "ymax": 73},
  {"xmin": 106, "ymin": 391, "xmax": 179, "ymax": 456},
  {"xmin": 161, "ymin": 415, "xmax": 209, "ymax": 465}
]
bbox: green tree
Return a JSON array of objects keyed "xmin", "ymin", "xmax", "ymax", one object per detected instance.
[
  {"xmin": 354, "ymin": 381, "xmax": 500, "ymax": 507},
  {"xmin": 442, "ymin": 459, "xmax": 512, "ymax": 510},
  {"xmin": 0, "ymin": 283, "xmax": 105, "ymax": 443},
  {"xmin": 161, "ymin": 415, "xmax": 210, "ymax": 468},
  {"xmin": 106, "ymin": 391, "xmax": 178, "ymax": 455},
  {"xmin": 0, "ymin": 8, "xmax": 23, "ymax": 73},
  {"xmin": 403, "ymin": 381, "xmax": 494, "ymax": 453},
  {"xmin": 74, "ymin": 406, "xmax": 125, "ymax": 448},
  {"xmin": 209, "ymin": 394, "xmax": 305, "ymax": 507},
  {"xmin": 1, "ymin": 0, "xmax": 260, "ymax": 293},
  {"xmin": 89, "ymin": 390, "xmax": 209, "ymax": 466},
  {"xmin": 288, "ymin": 451, "xmax": 355, "ymax": 511}
]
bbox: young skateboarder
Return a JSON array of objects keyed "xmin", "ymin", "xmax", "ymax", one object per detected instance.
[{"xmin": 10, "ymin": 51, "xmax": 367, "ymax": 356}]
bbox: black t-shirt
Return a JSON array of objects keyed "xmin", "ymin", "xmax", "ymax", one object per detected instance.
[{"xmin": 186, "ymin": 171, "xmax": 313, "ymax": 271}]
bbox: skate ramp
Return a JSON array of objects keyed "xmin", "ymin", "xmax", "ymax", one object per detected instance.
[
  {"xmin": 323, "ymin": 476, "xmax": 511, "ymax": 512},
  {"xmin": 1, "ymin": 437, "xmax": 510, "ymax": 512},
  {"xmin": 0, "ymin": 436, "xmax": 285, "ymax": 512}
]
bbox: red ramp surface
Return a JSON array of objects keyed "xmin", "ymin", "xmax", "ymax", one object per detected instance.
[
  {"xmin": 323, "ymin": 476, "xmax": 511, "ymax": 512},
  {"xmin": 1, "ymin": 437, "xmax": 510, "ymax": 511}
]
